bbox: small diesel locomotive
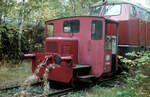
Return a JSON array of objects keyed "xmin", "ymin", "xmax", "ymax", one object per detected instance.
[{"xmin": 24, "ymin": 16, "xmax": 119, "ymax": 84}]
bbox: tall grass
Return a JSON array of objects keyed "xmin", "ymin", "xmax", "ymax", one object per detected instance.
[{"xmin": 0, "ymin": 60, "xmax": 32, "ymax": 86}]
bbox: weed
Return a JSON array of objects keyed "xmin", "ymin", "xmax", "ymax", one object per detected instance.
[{"xmin": 67, "ymin": 91, "xmax": 85, "ymax": 97}]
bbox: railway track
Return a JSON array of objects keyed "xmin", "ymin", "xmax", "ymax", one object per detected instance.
[
  {"xmin": 0, "ymin": 81, "xmax": 41, "ymax": 91},
  {"xmin": 38, "ymin": 88, "xmax": 75, "ymax": 97},
  {"xmin": 0, "ymin": 83, "xmax": 21, "ymax": 91},
  {"xmin": 0, "ymin": 75, "xmax": 122, "ymax": 97}
]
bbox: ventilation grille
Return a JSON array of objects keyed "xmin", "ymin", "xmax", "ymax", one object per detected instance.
[
  {"xmin": 46, "ymin": 41, "xmax": 58, "ymax": 53},
  {"xmin": 62, "ymin": 41, "xmax": 73, "ymax": 54}
]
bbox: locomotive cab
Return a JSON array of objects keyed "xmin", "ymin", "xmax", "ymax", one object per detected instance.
[{"xmin": 25, "ymin": 16, "xmax": 119, "ymax": 84}]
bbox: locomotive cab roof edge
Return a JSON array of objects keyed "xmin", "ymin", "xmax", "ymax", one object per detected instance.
[{"xmin": 45, "ymin": 16, "xmax": 119, "ymax": 25}]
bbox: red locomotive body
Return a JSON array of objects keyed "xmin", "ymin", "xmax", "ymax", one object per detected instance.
[
  {"xmin": 24, "ymin": 16, "xmax": 119, "ymax": 84},
  {"xmin": 88, "ymin": 1, "xmax": 150, "ymax": 54}
]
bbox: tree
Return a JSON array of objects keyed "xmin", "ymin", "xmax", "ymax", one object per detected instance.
[{"xmin": 63, "ymin": 0, "xmax": 102, "ymax": 16}]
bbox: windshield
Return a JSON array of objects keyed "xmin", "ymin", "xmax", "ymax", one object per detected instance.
[
  {"xmin": 102, "ymin": 5, "xmax": 121, "ymax": 16},
  {"xmin": 63, "ymin": 20, "xmax": 80, "ymax": 33},
  {"xmin": 87, "ymin": 6, "xmax": 101, "ymax": 16}
]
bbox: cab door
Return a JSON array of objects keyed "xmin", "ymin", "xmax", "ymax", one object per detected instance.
[
  {"xmin": 89, "ymin": 19, "xmax": 105, "ymax": 77},
  {"xmin": 104, "ymin": 36, "xmax": 112, "ymax": 73},
  {"xmin": 104, "ymin": 21, "xmax": 118, "ymax": 73}
]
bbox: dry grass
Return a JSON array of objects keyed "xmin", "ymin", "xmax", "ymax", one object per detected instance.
[
  {"xmin": 86, "ymin": 87, "xmax": 118, "ymax": 97},
  {"xmin": 0, "ymin": 60, "xmax": 32, "ymax": 86}
]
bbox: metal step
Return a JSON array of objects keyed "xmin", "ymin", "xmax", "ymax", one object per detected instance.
[
  {"xmin": 73, "ymin": 64, "xmax": 91, "ymax": 70},
  {"xmin": 77, "ymin": 75, "xmax": 95, "ymax": 79},
  {"xmin": 73, "ymin": 64, "xmax": 92, "ymax": 77}
]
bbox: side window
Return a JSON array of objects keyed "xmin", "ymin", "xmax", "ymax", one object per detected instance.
[
  {"xmin": 130, "ymin": 6, "xmax": 137, "ymax": 17},
  {"xmin": 138, "ymin": 8, "xmax": 148, "ymax": 21},
  {"xmin": 47, "ymin": 23, "xmax": 54, "ymax": 37},
  {"xmin": 63, "ymin": 20, "xmax": 80, "ymax": 33},
  {"xmin": 138, "ymin": 8, "xmax": 143, "ymax": 19},
  {"xmin": 144, "ymin": 12, "xmax": 149, "ymax": 21},
  {"xmin": 102, "ymin": 4, "xmax": 121, "ymax": 16},
  {"xmin": 148, "ymin": 13, "xmax": 150, "ymax": 22},
  {"xmin": 91, "ymin": 20, "xmax": 103, "ymax": 40}
]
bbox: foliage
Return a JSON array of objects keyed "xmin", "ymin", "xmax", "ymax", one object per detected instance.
[
  {"xmin": 118, "ymin": 51, "xmax": 149, "ymax": 96},
  {"xmin": 119, "ymin": 51, "xmax": 148, "ymax": 84},
  {"xmin": 120, "ymin": 51, "xmax": 150, "ymax": 67},
  {"xmin": 0, "ymin": 22, "xmax": 45, "ymax": 62},
  {"xmin": 115, "ymin": 87, "xmax": 140, "ymax": 97},
  {"xmin": 67, "ymin": 91, "xmax": 84, "ymax": 97},
  {"xmin": 66, "ymin": 0, "xmax": 101, "ymax": 16},
  {"xmin": 0, "ymin": 0, "xmax": 102, "ymax": 24},
  {"xmin": 0, "ymin": 23, "xmax": 28, "ymax": 62}
]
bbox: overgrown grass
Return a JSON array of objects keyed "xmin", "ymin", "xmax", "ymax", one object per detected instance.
[
  {"xmin": 68, "ymin": 86, "xmax": 145, "ymax": 97},
  {"xmin": 67, "ymin": 51, "xmax": 150, "ymax": 97},
  {"xmin": 0, "ymin": 60, "xmax": 32, "ymax": 86},
  {"xmin": 85, "ymin": 86, "xmax": 141, "ymax": 97}
]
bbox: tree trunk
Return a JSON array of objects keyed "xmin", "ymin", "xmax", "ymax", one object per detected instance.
[
  {"xmin": 0, "ymin": 0, "xmax": 3, "ymax": 23},
  {"xmin": 86, "ymin": 0, "xmax": 91, "ymax": 8},
  {"xmin": 70, "ymin": 0, "xmax": 76, "ymax": 16},
  {"xmin": 19, "ymin": 0, "xmax": 25, "ymax": 52}
]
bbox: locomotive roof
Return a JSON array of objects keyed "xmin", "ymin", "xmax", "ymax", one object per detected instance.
[
  {"xmin": 92, "ymin": 1, "xmax": 150, "ymax": 13},
  {"xmin": 45, "ymin": 16, "xmax": 119, "ymax": 24}
]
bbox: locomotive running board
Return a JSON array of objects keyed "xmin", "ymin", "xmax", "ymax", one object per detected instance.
[
  {"xmin": 73, "ymin": 64, "xmax": 95, "ymax": 82},
  {"xmin": 77, "ymin": 75, "xmax": 96, "ymax": 83},
  {"xmin": 73, "ymin": 64, "xmax": 91, "ymax": 76},
  {"xmin": 77, "ymin": 75, "xmax": 95, "ymax": 79},
  {"xmin": 73, "ymin": 64, "xmax": 91, "ymax": 70}
]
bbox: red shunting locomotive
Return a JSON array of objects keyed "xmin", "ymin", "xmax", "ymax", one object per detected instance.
[{"xmin": 24, "ymin": 16, "xmax": 119, "ymax": 84}]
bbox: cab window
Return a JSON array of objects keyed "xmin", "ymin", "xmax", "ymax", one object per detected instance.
[
  {"xmin": 130, "ymin": 6, "xmax": 137, "ymax": 17},
  {"xmin": 102, "ymin": 4, "xmax": 121, "ymax": 16},
  {"xmin": 91, "ymin": 20, "xmax": 103, "ymax": 40},
  {"xmin": 148, "ymin": 13, "xmax": 150, "ymax": 22},
  {"xmin": 138, "ymin": 8, "xmax": 148, "ymax": 21},
  {"xmin": 63, "ymin": 20, "xmax": 80, "ymax": 33},
  {"xmin": 47, "ymin": 23, "xmax": 54, "ymax": 37}
]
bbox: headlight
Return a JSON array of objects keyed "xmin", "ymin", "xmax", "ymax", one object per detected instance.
[{"xmin": 54, "ymin": 54, "xmax": 62, "ymax": 64}]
